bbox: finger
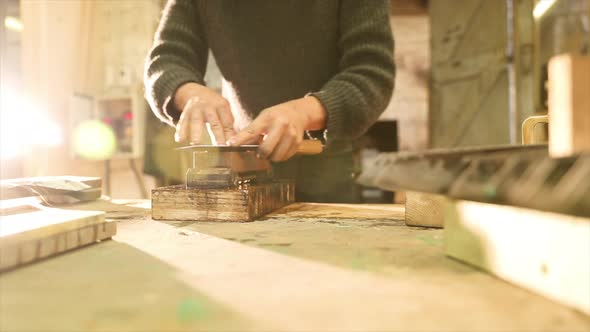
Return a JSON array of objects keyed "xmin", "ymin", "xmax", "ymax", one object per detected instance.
[
  {"xmin": 228, "ymin": 116, "xmax": 267, "ymax": 146},
  {"xmin": 257, "ymin": 123, "xmax": 284, "ymax": 159},
  {"xmin": 175, "ymin": 107, "xmax": 191, "ymax": 143},
  {"xmin": 270, "ymin": 132, "xmax": 295, "ymax": 162},
  {"xmin": 204, "ymin": 107, "xmax": 225, "ymax": 145},
  {"xmin": 188, "ymin": 106, "xmax": 204, "ymax": 144},
  {"xmin": 271, "ymin": 125, "xmax": 301, "ymax": 162},
  {"xmin": 283, "ymin": 135, "xmax": 303, "ymax": 161},
  {"xmin": 216, "ymin": 106, "xmax": 236, "ymax": 139}
]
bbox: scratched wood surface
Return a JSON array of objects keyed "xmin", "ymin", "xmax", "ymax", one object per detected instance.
[{"xmin": 0, "ymin": 199, "xmax": 588, "ymax": 332}]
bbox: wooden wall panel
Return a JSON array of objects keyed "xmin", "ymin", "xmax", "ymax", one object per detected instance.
[
  {"xmin": 19, "ymin": 1, "xmax": 160, "ymax": 182},
  {"xmin": 429, "ymin": 0, "xmax": 534, "ymax": 148}
]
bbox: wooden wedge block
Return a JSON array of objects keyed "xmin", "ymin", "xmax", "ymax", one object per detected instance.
[
  {"xmin": 151, "ymin": 181, "xmax": 295, "ymax": 222},
  {"xmin": 405, "ymin": 192, "xmax": 446, "ymax": 228},
  {"xmin": 445, "ymin": 199, "xmax": 590, "ymax": 314}
]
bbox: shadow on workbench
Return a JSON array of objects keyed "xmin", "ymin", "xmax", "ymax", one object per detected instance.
[{"xmin": 0, "ymin": 239, "xmax": 262, "ymax": 332}]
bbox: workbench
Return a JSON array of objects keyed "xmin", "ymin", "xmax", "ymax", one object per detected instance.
[{"xmin": 1, "ymin": 200, "xmax": 588, "ymax": 331}]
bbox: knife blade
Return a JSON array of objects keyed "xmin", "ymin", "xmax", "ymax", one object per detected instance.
[{"xmin": 176, "ymin": 139, "xmax": 324, "ymax": 155}]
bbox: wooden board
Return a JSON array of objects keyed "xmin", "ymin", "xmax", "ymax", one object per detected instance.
[
  {"xmin": 0, "ymin": 199, "xmax": 114, "ymax": 271},
  {"xmin": 0, "ymin": 176, "xmax": 102, "ymax": 204},
  {"xmin": 152, "ymin": 182, "xmax": 295, "ymax": 222},
  {"xmin": 549, "ymin": 55, "xmax": 590, "ymax": 157},
  {"xmin": 405, "ymin": 191, "xmax": 446, "ymax": 228},
  {"xmin": 445, "ymin": 199, "xmax": 590, "ymax": 314}
]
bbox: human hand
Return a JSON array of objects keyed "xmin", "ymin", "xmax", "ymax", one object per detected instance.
[
  {"xmin": 173, "ymin": 83, "xmax": 235, "ymax": 145},
  {"xmin": 228, "ymin": 96, "xmax": 327, "ymax": 162}
]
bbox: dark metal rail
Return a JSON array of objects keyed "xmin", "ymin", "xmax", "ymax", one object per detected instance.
[{"xmin": 359, "ymin": 144, "xmax": 590, "ymax": 218}]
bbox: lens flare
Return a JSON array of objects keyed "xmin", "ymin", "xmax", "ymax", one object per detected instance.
[
  {"xmin": 533, "ymin": 0, "xmax": 557, "ymax": 19},
  {"xmin": 72, "ymin": 120, "xmax": 117, "ymax": 160},
  {"xmin": 0, "ymin": 91, "xmax": 62, "ymax": 160}
]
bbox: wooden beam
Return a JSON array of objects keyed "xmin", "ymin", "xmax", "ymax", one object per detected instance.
[
  {"xmin": 548, "ymin": 55, "xmax": 590, "ymax": 157},
  {"xmin": 445, "ymin": 199, "xmax": 590, "ymax": 314}
]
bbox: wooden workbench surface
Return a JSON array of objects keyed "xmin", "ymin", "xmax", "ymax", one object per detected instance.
[{"xmin": 0, "ymin": 199, "xmax": 588, "ymax": 332}]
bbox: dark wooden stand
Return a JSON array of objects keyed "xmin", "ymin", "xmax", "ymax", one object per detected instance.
[{"xmin": 151, "ymin": 181, "xmax": 295, "ymax": 222}]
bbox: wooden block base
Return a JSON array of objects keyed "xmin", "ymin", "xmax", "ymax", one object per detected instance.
[{"xmin": 151, "ymin": 181, "xmax": 295, "ymax": 222}]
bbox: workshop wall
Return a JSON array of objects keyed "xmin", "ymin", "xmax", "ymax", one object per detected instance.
[
  {"xmin": 381, "ymin": 15, "xmax": 430, "ymax": 151},
  {"xmin": 20, "ymin": 1, "xmax": 86, "ymax": 176},
  {"xmin": 382, "ymin": 0, "xmax": 430, "ymax": 151},
  {"xmin": 429, "ymin": 0, "xmax": 535, "ymax": 148},
  {"xmin": 19, "ymin": 1, "xmax": 160, "ymax": 198},
  {"xmin": 0, "ymin": 0, "xmax": 23, "ymax": 179}
]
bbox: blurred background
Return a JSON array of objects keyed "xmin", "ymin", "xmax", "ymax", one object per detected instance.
[{"xmin": 0, "ymin": 0, "xmax": 588, "ymax": 201}]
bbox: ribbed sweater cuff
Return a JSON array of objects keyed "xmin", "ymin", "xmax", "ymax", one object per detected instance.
[
  {"xmin": 310, "ymin": 89, "xmax": 346, "ymax": 143},
  {"xmin": 154, "ymin": 70, "xmax": 202, "ymax": 125}
]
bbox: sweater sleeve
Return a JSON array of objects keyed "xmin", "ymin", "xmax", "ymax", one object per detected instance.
[
  {"xmin": 310, "ymin": 0, "xmax": 395, "ymax": 142},
  {"xmin": 144, "ymin": 0, "xmax": 208, "ymax": 127}
]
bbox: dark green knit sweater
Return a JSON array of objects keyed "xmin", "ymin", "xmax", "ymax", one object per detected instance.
[{"xmin": 144, "ymin": 0, "xmax": 395, "ymax": 145}]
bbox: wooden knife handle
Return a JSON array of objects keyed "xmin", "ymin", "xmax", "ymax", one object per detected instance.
[{"xmin": 296, "ymin": 140, "xmax": 324, "ymax": 155}]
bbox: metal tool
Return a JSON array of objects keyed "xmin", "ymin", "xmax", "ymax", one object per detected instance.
[
  {"xmin": 178, "ymin": 140, "xmax": 323, "ymax": 189},
  {"xmin": 358, "ymin": 144, "xmax": 590, "ymax": 218}
]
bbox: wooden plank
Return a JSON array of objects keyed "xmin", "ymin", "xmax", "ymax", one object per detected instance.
[
  {"xmin": 0, "ymin": 176, "xmax": 102, "ymax": 203},
  {"xmin": 0, "ymin": 199, "xmax": 114, "ymax": 271},
  {"xmin": 0, "ymin": 221, "xmax": 115, "ymax": 271},
  {"xmin": 445, "ymin": 199, "xmax": 590, "ymax": 314},
  {"xmin": 152, "ymin": 182, "xmax": 295, "ymax": 223},
  {"xmin": 405, "ymin": 191, "xmax": 446, "ymax": 228},
  {"xmin": 549, "ymin": 55, "xmax": 590, "ymax": 157},
  {"xmin": 269, "ymin": 203, "xmax": 404, "ymax": 221}
]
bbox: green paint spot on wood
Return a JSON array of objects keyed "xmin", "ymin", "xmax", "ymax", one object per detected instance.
[
  {"xmin": 349, "ymin": 257, "xmax": 367, "ymax": 270},
  {"xmin": 484, "ymin": 184, "xmax": 497, "ymax": 198},
  {"xmin": 416, "ymin": 235, "xmax": 443, "ymax": 246},
  {"xmin": 177, "ymin": 298, "xmax": 208, "ymax": 323}
]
